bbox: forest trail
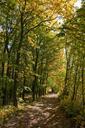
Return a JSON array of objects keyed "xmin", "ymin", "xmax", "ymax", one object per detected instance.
[{"xmin": 3, "ymin": 94, "xmax": 73, "ymax": 128}]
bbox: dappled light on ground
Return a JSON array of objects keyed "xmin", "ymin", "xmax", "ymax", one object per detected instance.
[{"xmin": 1, "ymin": 94, "xmax": 73, "ymax": 128}]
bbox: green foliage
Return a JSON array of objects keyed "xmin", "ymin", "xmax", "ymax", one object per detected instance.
[
  {"xmin": 60, "ymin": 96, "xmax": 85, "ymax": 127},
  {"xmin": 61, "ymin": 96, "xmax": 82, "ymax": 116},
  {"xmin": 0, "ymin": 4, "xmax": 84, "ymax": 128},
  {"xmin": 0, "ymin": 105, "xmax": 17, "ymax": 126},
  {"xmin": 60, "ymin": 4, "xmax": 85, "ymax": 127}
]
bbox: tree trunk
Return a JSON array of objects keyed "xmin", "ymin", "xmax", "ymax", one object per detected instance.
[
  {"xmin": 13, "ymin": 71, "xmax": 18, "ymax": 107},
  {"xmin": 81, "ymin": 64, "xmax": 84, "ymax": 113},
  {"xmin": 22, "ymin": 75, "xmax": 26, "ymax": 100},
  {"xmin": 71, "ymin": 66, "xmax": 78, "ymax": 101},
  {"xmin": 13, "ymin": 12, "xmax": 24, "ymax": 107}
]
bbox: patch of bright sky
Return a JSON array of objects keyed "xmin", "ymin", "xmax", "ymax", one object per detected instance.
[
  {"xmin": 56, "ymin": 15, "xmax": 64, "ymax": 25},
  {"xmin": 74, "ymin": 0, "xmax": 82, "ymax": 9},
  {"xmin": 56, "ymin": 0, "xmax": 82, "ymax": 25},
  {"xmin": 0, "ymin": 26, "xmax": 3, "ymax": 32}
]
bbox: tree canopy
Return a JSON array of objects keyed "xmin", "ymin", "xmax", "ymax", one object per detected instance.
[{"xmin": 0, "ymin": 0, "xmax": 85, "ymax": 127}]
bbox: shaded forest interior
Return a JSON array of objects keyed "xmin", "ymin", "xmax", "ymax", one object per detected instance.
[{"xmin": 0, "ymin": 0, "xmax": 85, "ymax": 128}]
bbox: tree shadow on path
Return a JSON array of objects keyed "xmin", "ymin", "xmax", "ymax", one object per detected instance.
[{"xmin": 3, "ymin": 94, "xmax": 74, "ymax": 128}]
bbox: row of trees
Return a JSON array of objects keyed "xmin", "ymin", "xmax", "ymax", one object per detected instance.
[
  {"xmin": 62, "ymin": 1, "xmax": 85, "ymax": 119},
  {"xmin": 1, "ymin": 0, "xmax": 84, "ymax": 115},
  {"xmin": 0, "ymin": 0, "xmax": 71, "ymax": 107}
]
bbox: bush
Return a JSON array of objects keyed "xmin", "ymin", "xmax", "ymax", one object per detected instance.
[
  {"xmin": 60, "ymin": 96, "xmax": 81, "ymax": 117},
  {"xmin": 60, "ymin": 96, "xmax": 85, "ymax": 127}
]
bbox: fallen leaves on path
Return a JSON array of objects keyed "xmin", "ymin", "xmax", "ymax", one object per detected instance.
[{"xmin": 0, "ymin": 94, "xmax": 73, "ymax": 128}]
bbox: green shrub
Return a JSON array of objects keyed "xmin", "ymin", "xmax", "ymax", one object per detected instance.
[{"xmin": 60, "ymin": 97, "xmax": 81, "ymax": 117}]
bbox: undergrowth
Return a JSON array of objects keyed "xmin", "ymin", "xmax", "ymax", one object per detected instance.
[
  {"xmin": 0, "ymin": 103, "xmax": 25, "ymax": 127},
  {"xmin": 60, "ymin": 96, "xmax": 85, "ymax": 128}
]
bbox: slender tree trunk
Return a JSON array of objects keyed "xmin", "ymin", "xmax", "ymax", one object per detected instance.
[
  {"xmin": 32, "ymin": 48, "xmax": 39, "ymax": 100},
  {"xmin": 71, "ymin": 66, "xmax": 78, "ymax": 101},
  {"xmin": 1, "ymin": 16, "xmax": 9, "ymax": 106},
  {"xmin": 74, "ymin": 69, "xmax": 80, "ymax": 101},
  {"xmin": 1, "ymin": 62, "xmax": 5, "ymax": 106},
  {"xmin": 5, "ymin": 52, "xmax": 11, "ymax": 105},
  {"xmin": 22, "ymin": 75, "xmax": 26, "ymax": 100},
  {"xmin": 13, "ymin": 71, "xmax": 18, "ymax": 107},
  {"xmin": 13, "ymin": 12, "xmax": 24, "ymax": 107},
  {"xmin": 32, "ymin": 75, "xmax": 38, "ymax": 101},
  {"xmin": 81, "ymin": 64, "xmax": 84, "ymax": 112},
  {"xmin": 32, "ymin": 78, "xmax": 36, "ymax": 101},
  {"xmin": 63, "ymin": 48, "xmax": 71, "ymax": 96}
]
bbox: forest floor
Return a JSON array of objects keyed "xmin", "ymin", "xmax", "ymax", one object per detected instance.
[{"xmin": 1, "ymin": 94, "xmax": 74, "ymax": 128}]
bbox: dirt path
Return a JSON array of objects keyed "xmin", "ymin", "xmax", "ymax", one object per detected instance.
[{"xmin": 3, "ymin": 94, "xmax": 73, "ymax": 128}]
